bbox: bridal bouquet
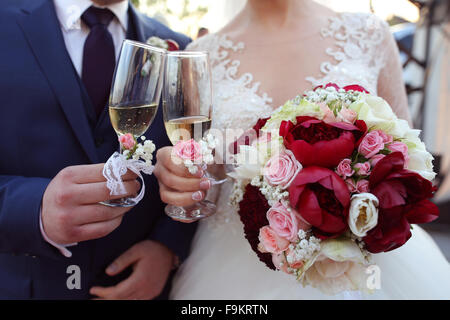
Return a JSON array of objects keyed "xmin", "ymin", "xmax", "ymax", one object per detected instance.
[{"xmin": 229, "ymin": 83, "xmax": 439, "ymax": 295}]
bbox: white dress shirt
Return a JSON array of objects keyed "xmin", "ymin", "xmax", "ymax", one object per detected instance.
[
  {"xmin": 53, "ymin": 0, "xmax": 129, "ymax": 77},
  {"xmin": 39, "ymin": 0, "xmax": 129, "ymax": 257}
]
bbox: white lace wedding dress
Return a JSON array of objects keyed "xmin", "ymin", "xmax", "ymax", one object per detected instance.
[{"xmin": 170, "ymin": 13, "xmax": 450, "ymax": 299}]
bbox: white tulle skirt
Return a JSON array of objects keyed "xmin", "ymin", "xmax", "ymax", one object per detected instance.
[{"xmin": 170, "ymin": 182, "xmax": 450, "ymax": 300}]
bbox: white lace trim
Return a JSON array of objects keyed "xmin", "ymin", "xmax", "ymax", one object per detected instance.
[{"xmin": 306, "ymin": 12, "xmax": 388, "ymax": 95}]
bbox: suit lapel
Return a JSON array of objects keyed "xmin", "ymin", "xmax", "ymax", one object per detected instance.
[
  {"xmin": 17, "ymin": 0, "xmax": 99, "ymax": 164},
  {"xmin": 128, "ymin": 3, "xmax": 155, "ymax": 42}
]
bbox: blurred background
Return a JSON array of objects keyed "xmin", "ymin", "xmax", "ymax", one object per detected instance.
[{"xmin": 132, "ymin": 0, "xmax": 450, "ymax": 259}]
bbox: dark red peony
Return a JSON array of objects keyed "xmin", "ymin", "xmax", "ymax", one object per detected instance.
[
  {"xmin": 279, "ymin": 116, "xmax": 367, "ymax": 168},
  {"xmin": 363, "ymin": 152, "xmax": 439, "ymax": 253},
  {"xmin": 289, "ymin": 167, "xmax": 351, "ymax": 239},
  {"xmin": 238, "ymin": 184, "xmax": 275, "ymax": 270}
]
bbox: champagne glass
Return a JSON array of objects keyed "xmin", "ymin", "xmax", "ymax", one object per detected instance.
[
  {"xmin": 163, "ymin": 51, "xmax": 216, "ymax": 221},
  {"xmin": 102, "ymin": 40, "xmax": 166, "ymax": 207}
]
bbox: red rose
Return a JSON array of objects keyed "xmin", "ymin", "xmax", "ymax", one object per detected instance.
[
  {"xmin": 279, "ymin": 116, "xmax": 367, "ymax": 168},
  {"xmin": 289, "ymin": 167, "xmax": 351, "ymax": 239},
  {"xmin": 363, "ymin": 152, "xmax": 439, "ymax": 253},
  {"xmin": 238, "ymin": 184, "xmax": 275, "ymax": 270}
]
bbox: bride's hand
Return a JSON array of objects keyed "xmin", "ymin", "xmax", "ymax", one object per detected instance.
[{"xmin": 154, "ymin": 146, "xmax": 211, "ymax": 208}]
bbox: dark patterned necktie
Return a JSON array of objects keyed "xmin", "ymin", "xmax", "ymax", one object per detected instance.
[{"xmin": 81, "ymin": 6, "xmax": 116, "ymax": 117}]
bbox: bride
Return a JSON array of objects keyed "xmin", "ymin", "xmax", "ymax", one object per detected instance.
[{"xmin": 154, "ymin": 0, "xmax": 450, "ymax": 299}]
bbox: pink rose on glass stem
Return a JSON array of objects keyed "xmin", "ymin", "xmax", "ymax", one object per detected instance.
[
  {"xmin": 388, "ymin": 142, "xmax": 409, "ymax": 166},
  {"xmin": 263, "ymin": 150, "xmax": 302, "ymax": 188},
  {"xmin": 267, "ymin": 202, "xmax": 310, "ymax": 242},
  {"xmin": 258, "ymin": 226, "xmax": 290, "ymax": 254},
  {"xmin": 336, "ymin": 158, "xmax": 354, "ymax": 178},
  {"xmin": 354, "ymin": 162, "xmax": 371, "ymax": 176},
  {"xmin": 119, "ymin": 133, "xmax": 136, "ymax": 150},
  {"xmin": 370, "ymin": 154, "xmax": 386, "ymax": 167},
  {"xmin": 358, "ymin": 131, "xmax": 385, "ymax": 158},
  {"xmin": 173, "ymin": 139, "xmax": 202, "ymax": 162}
]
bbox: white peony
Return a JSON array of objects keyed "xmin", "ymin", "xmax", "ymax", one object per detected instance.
[
  {"xmin": 298, "ymin": 239, "xmax": 370, "ymax": 295},
  {"xmin": 349, "ymin": 95, "xmax": 397, "ymax": 128},
  {"xmin": 348, "ymin": 193, "xmax": 379, "ymax": 237}
]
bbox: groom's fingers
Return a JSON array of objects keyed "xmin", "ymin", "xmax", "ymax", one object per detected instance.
[
  {"xmin": 73, "ymin": 204, "xmax": 129, "ymax": 225},
  {"xmin": 62, "ymin": 164, "xmax": 138, "ymax": 184},
  {"xmin": 75, "ymin": 215, "xmax": 124, "ymax": 242},
  {"xmin": 75, "ymin": 179, "xmax": 141, "ymax": 204},
  {"xmin": 159, "ymin": 183, "xmax": 205, "ymax": 207}
]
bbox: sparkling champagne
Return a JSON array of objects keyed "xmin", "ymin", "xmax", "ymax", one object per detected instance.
[
  {"xmin": 164, "ymin": 115, "xmax": 212, "ymax": 145},
  {"xmin": 109, "ymin": 104, "xmax": 158, "ymax": 137}
]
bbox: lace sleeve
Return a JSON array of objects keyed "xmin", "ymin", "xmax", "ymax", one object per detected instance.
[{"xmin": 376, "ymin": 23, "xmax": 412, "ymax": 125}]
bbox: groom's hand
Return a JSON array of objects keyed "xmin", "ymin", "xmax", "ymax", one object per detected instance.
[
  {"xmin": 90, "ymin": 240, "xmax": 174, "ymax": 300},
  {"xmin": 154, "ymin": 146, "xmax": 211, "ymax": 208},
  {"xmin": 41, "ymin": 164, "xmax": 140, "ymax": 244}
]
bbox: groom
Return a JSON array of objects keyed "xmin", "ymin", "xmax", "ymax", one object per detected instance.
[{"xmin": 0, "ymin": 0, "xmax": 197, "ymax": 299}]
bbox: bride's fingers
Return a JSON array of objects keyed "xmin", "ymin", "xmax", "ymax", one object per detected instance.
[
  {"xmin": 154, "ymin": 163, "xmax": 209, "ymax": 192},
  {"xmin": 159, "ymin": 183, "xmax": 205, "ymax": 207},
  {"xmin": 156, "ymin": 147, "xmax": 203, "ymax": 178}
]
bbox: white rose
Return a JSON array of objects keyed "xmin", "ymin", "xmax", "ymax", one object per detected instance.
[
  {"xmin": 299, "ymin": 239, "xmax": 369, "ymax": 295},
  {"xmin": 348, "ymin": 193, "xmax": 379, "ymax": 237}
]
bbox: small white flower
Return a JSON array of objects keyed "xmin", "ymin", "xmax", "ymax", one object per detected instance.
[{"xmin": 348, "ymin": 193, "xmax": 379, "ymax": 237}]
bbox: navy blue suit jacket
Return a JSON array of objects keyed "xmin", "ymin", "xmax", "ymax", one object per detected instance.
[{"xmin": 0, "ymin": 0, "xmax": 196, "ymax": 299}]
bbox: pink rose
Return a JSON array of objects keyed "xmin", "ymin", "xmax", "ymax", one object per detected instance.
[
  {"xmin": 346, "ymin": 179, "xmax": 357, "ymax": 193},
  {"xmin": 258, "ymin": 226, "xmax": 290, "ymax": 254},
  {"xmin": 319, "ymin": 103, "xmax": 337, "ymax": 124},
  {"xmin": 119, "ymin": 133, "xmax": 136, "ymax": 150},
  {"xmin": 266, "ymin": 202, "xmax": 310, "ymax": 241},
  {"xmin": 346, "ymin": 179, "xmax": 369, "ymax": 193},
  {"xmin": 263, "ymin": 150, "xmax": 302, "ymax": 188},
  {"xmin": 338, "ymin": 107, "xmax": 357, "ymax": 124},
  {"xmin": 354, "ymin": 162, "xmax": 371, "ymax": 176},
  {"xmin": 375, "ymin": 130, "xmax": 393, "ymax": 144},
  {"xmin": 336, "ymin": 158, "xmax": 354, "ymax": 178},
  {"xmin": 356, "ymin": 179, "xmax": 370, "ymax": 193},
  {"xmin": 173, "ymin": 139, "xmax": 202, "ymax": 162},
  {"xmin": 272, "ymin": 253, "xmax": 290, "ymax": 274},
  {"xmin": 358, "ymin": 131, "xmax": 385, "ymax": 158},
  {"xmin": 388, "ymin": 142, "xmax": 409, "ymax": 166},
  {"xmin": 370, "ymin": 154, "xmax": 386, "ymax": 167}
]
